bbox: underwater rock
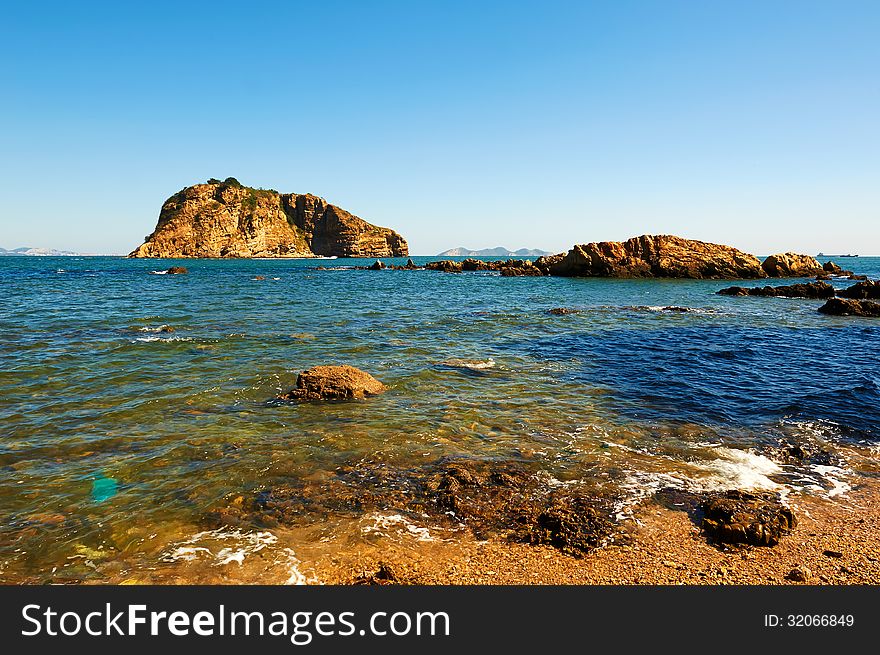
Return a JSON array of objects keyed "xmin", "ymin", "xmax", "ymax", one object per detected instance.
[
  {"xmin": 818, "ymin": 298, "xmax": 880, "ymax": 317},
  {"xmin": 548, "ymin": 307, "xmax": 580, "ymax": 315},
  {"xmin": 764, "ymin": 439, "xmax": 838, "ymax": 467},
  {"xmin": 717, "ymin": 281, "xmax": 835, "ymax": 298},
  {"xmin": 207, "ymin": 457, "xmax": 618, "ymax": 557},
  {"xmin": 276, "ymin": 365, "xmax": 387, "ymax": 401},
  {"xmin": 700, "ymin": 490, "xmax": 796, "ymax": 547},
  {"xmin": 424, "ymin": 459, "xmax": 614, "ymax": 556},
  {"xmin": 836, "ymin": 280, "xmax": 880, "ymax": 300}
]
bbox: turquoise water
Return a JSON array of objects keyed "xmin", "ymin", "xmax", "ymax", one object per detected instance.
[{"xmin": 1, "ymin": 256, "xmax": 879, "ymax": 583}]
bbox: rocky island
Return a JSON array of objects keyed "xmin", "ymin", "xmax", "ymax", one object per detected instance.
[{"xmin": 129, "ymin": 178, "xmax": 408, "ymax": 258}]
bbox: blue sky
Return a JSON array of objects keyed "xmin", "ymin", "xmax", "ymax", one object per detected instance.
[{"xmin": 1, "ymin": 0, "xmax": 878, "ymax": 255}]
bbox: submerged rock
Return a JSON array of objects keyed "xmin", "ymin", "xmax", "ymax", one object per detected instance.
[
  {"xmin": 276, "ymin": 365, "xmax": 387, "ymax": 401},
  {"xmin": 548, "ymin": 307, "xmax": 580, "ymax": 315},
  {"xmin": 717, "ymin": 281, "xmax": 834, "ymax": 298},
  {"xmin": 548, "ymin": 235, "xmax": 766, "ymax": 279},
  {"xmin": 700, "ymin": 490, "xmax": 796, "ymax": 547},
  {"xmin": 424, "ymin": 460, "xmax": 614, "ymax": 556},
  {"xmin": 818, "ymin": 298, "xmax": 880, "ymax": 317},
  {"xmin": 761, "ymin": 253, "xmax": 824, "ymax": 277},
  {"xmin": 837, "ymin": 280, "xmax": 880, "ymax": 300},
  {"xmin": 207, "ymin": 457, "xmax": 618, "ymax": 557},
  {"xmin": 763, "ymin": 439, "xmax": 838, "ymax": 467}
]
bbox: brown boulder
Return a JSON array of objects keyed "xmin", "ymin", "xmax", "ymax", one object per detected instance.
[
  {"xmin": 818, "ymin": 298, "xmax": 880, "ymax": 317},
  {"xmin": 165, "ymin": 266, "xmax": 188, "ymax": 274},
  {"xmin": 277, "ymin": 365, "xmax": 387, "ymax": 401},
  {"xmin": 548, "ymin": 235, "xmax": 766, "ymax": 279},
  {"xmin": 500, "ymin": 260, "xmax": 545, "ymax": 276},
  {"xmin": 761, "ymin": 253, "xmax": 824, "ymax": 277},
  {"xmin": 700, "ymin": 490, "xmax": 796, "ymax": 547},
  {"xmin": 425, "ymin": 260, "xmax": 464, "ymax": 273}
]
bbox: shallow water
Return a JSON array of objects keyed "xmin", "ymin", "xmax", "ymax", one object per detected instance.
[{"xmin": 1, "ymin": 255, "xmax": 879, "ymax": 583}]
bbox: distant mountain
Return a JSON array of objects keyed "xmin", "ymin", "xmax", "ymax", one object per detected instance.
[
  {"xmin": 437, "ymin": 246, "xmax": 553, "ymax": 257},
  {"xmin": 0, "ymin": 247, "xmax": 79, "ymax": 256}
]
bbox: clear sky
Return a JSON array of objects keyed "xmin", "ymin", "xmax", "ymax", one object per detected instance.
[{"xmin": 1, "ymin": 0, "xmax": 878, "ymax": 256}]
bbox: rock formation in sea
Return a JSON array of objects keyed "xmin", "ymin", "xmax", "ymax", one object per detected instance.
[
  {"xmin": 546, "ymin": 235, "xmax": 766, "ymax": 279},
  {"xmin": 760, "ymin": 253, "xmax": 824, "ymax": 277},
  {"xmin": 717, "ymin": 281, "xmax": 835, "ymax": 298},
  {"xmin": 129, "ymin": 178, "xmax": 408, "ymax": 258},
  {"xmin": 276, "ymin": 365, "xmax": 387, "ymax": 401},
  {"xmin": 818, "ymin": 298, "xmax": 880, "ymax": 317},
  {"xmin": 837, "ymin": 280, "xmax": 880, "ymax": 299}
]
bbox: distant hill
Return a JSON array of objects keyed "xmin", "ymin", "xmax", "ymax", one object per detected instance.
[
  {"xmin": 437, "ymin": 246, "xmax": 552, "ymax": 257},
  {"xmin": 0, "ymin": 247, "xmax": 79, "ymax": 256}
]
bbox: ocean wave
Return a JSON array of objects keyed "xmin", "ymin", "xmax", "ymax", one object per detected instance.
[
  {"xmin": 437, "ymin": 358, "xmax": 496, "ymax": 372},
  {"xmin": 163, "ymin": 528, "xmax": 311, "ymax": 585},
  {"xmin": 360, "ymin": 512, "xmax": 437, "ymax": 542}
]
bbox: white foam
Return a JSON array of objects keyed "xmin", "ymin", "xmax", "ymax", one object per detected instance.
[
  {"xmin": 691, "ymin": 448, "xmax": 783, "ymax": 492},
  {"xmin": 163, "ymin": 528, "xmax": 313, "ymax": 585},
  {"xmin": 811, "ymin": 465, "xmax": 852, "ymax": 498},
  {"xmin": 441, "ymin": 358, "xmax": 496, "ymax": 370},
  {"xmin": 361, "ymin": 512, "xmax": 435, "ymax": 542},
  {"xmin": 137, "ymin": 325, "xmax": 173, "ymax": 333},
  {"xmin": 133, "ymin": 336, "xmax": 191, "ymax": 343}
]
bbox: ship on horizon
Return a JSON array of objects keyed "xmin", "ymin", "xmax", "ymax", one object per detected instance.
[{"xmin": 817, "ymin": 252, "xmax": 859, "ymax": 258}]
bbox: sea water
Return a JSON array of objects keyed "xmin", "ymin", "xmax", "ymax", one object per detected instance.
[{"xmin": 1, "ymin": 256, "xmax": 878, "ymax": 582}]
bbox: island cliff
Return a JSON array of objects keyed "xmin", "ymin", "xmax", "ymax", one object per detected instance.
[{"xmin": 129, "ymin": 178, "xmax": 408, "ymax": 258}]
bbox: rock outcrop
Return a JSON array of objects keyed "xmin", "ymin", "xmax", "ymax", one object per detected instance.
[
  {"xmin": 547, "ymin": 235, "xmax": 766, "ymax": 279},
  {"xmin": 700, "ymin": 490, "xmax": 796, "ymax": 547},
  {"xmin": 277, "ymin": 365, "xmax": 387, "ymax": 401},
  {"xmin": 761, "ymin": 253, "xmax": 824, "ymax": 277},
  {"xmin": 717, "ymin": 281, "xmax": 835, "ymax": 299},
  {"xmin": 818, "ymin": 298, "xmax": 880, "ymax": 317},
  {"xmin": 130, "ymin": 179, "xmax": 408, "ymax": 258},
  {"xmin": 837, "ymin": 280, "xmax": 880, "ymax": 299}
]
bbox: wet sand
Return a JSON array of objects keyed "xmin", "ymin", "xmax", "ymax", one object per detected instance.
[{"xmin": 315, "ymin": 479, "xmax": 880, "ymax": 585}]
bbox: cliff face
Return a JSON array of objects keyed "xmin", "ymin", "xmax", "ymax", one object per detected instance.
[
  {"xmin": 548, "ymin": 235, "xmax": 767, "ymax": 279},
  {"xmin": 129, "ymin": 181, "xmax": 408, "ymax": 258}
]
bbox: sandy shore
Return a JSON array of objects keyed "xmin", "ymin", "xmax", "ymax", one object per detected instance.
[{"xmin": 312, "ymin": 478, "xmax": 880, "ymax": 585}]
